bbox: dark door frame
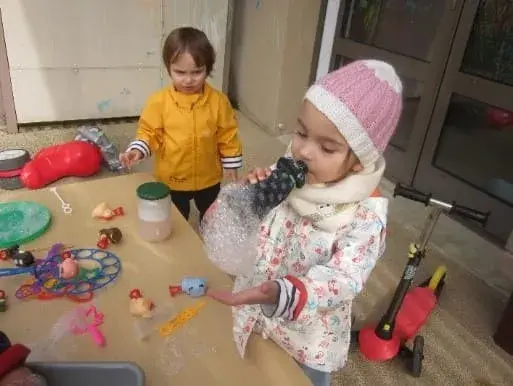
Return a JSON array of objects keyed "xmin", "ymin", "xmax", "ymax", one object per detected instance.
[
  {"xmin": 326, "ymin": 0, "xmax": 513, "ymax": 247},
  {"xmin": 222, "ymin": 0, "xmax": 236, "ymax": 94},
  {"xmin": 0, "ymin": 9, "xmax": 18, "ymax": 134},
  {"xmin": 308, "ymin": 0, "xmax": 330, "ymax": 85},
  {"xmin": 413, "ymin": 0, "xmax": 513, "ymax": 246},
  {"xmin": 329, "ymin": 0, "xmax": 466, "ymax": 184}
]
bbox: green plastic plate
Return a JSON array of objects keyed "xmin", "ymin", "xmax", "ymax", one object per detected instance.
[{"xmin": 0, "ymin": 201, "xmax": 52, "ymax": 249}]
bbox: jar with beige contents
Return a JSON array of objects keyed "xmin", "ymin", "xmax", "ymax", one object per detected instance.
[{"xmin": 136, "ymin": 182, "xmax": 173, "ymax": 242}]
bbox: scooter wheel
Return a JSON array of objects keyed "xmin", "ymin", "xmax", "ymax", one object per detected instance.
[{"xmin": 409, "ymin": 335, "xmax": 424, "ymax": 377}]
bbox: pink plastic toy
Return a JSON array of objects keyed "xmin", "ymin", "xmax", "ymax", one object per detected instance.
[
  {"xmin": 69, "ymin": 305, "xmax": 106, "ymax": 347},
  {"xmin": 59, "ymin": 257, "xmax": 79, "ymax": 280}
]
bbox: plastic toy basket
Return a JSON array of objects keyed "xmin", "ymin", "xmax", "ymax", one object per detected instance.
[{"xmin": 27, "ymin": 361, "xmax": 144, "ymax": 386}]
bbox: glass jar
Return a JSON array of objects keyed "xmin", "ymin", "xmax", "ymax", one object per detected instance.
[{"xmin": 136, "ymin": 182, "xmax": 172, "ymax": 242}]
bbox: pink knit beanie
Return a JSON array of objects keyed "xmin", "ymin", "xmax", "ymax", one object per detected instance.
[{"xmin": 305, "ymin": 60, "xmax": 403, "ymax": 168}]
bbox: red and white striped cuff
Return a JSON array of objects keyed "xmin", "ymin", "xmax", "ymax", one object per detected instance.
[{"xmin": 261, "ymin": 276, "xmax": 307, "ymax": 321}]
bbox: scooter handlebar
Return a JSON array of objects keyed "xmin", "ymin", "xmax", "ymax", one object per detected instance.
[
  {"xmin": 449, "ymin": 204, "xmax": 489, "ymax": 225},
  {"xmin": 393, "ymin": 183, "xmax": 431, "ymax": 205},
  {"xmin": 393, "ymin": 183, "xmax": 489, "ymax": 225}
]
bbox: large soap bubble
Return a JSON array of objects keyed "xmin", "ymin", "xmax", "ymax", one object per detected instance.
[{"xmin": 200, "ymin": 157, "xmax": 307, "ymax": 276}]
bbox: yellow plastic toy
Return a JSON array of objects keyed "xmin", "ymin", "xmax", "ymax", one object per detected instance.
[{"xmin": 158, "ymin": 300, "xmax": 206, "ymax": 337}]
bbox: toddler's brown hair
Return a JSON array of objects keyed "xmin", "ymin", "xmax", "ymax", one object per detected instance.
[{"xmin": 162, "ymin": 27, "xmax": 215, "ymax": 76}]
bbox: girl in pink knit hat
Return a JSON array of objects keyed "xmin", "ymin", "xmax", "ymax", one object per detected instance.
[{"xmin": 208, "ymin": 60, "xmax": 403, "ymax": 385}]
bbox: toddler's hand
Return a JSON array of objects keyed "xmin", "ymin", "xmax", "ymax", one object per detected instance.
[
  {"xmin": 119, "ymin": 149, "xmax": 143, "ymax": 169},
  {"xmin": 223, "ymin": 169, "xmax": 238, "ymax": 182},
  {"xmin": 244, "ymin": 167, "xmax": 272, "ymax": 184}
]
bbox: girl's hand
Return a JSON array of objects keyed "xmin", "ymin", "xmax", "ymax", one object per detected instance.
[
  {"xmin": 244, "ymin": 167, "xmax": 272, "ymax": 184},
  {"xmin": 223, "ymin": 169, "xmax": 238, "ymax": 182},
  {"xmin": 119, "ymin": 149, "xmax": 143, "ymax": 169},
  {"xmin": 207, "ymin": 281, "xmax": 279, "ymax": 306}
]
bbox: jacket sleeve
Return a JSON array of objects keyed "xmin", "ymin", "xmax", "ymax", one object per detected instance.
[
  {"xmin": 261, "ymin": 206, "xmax": 387, "ymax": 321},
  {"xmin": 217, "ymin": 94, "xmax": 243, "ymax": 169},
  {"xmin": 126, "ymin": 93, "xmax": 164, "ymax": 159}
]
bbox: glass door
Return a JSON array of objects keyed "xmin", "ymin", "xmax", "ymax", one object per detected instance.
[
  {"xmin": 331, "ymin": 0, "xmax": 464, "ymax": 182},
  {"xmin": 414, "ymin": 0, "xmax": 513, "ymax": 245}
]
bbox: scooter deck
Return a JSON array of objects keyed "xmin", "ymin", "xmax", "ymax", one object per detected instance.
[{"xmin": 395, "ymin": 286, "xmax": 437, "ymax": 342}]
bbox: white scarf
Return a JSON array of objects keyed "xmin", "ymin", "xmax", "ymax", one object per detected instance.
[{"xmin": 286, "ymin": 156, "xmax": 386, "ymax": 232}]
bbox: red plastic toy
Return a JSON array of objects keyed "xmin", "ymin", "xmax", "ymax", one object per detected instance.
[
  {"xmin": 20, "ymin": 141, "xmax": 102, "ymax": 189},
  {"xmin": 352, "ymin": 184, "xmax": 489, "ymax": 378},
  {"xmin": 168, "ymin": 285, "xmax": 182, "ymax": 297},
  {"xmin": 97, "ymin": 234, "xmax": 109, "ymax": 250},
  {"xmin": 487, "ymin": 107, "xmax": 513, "ymax": 127},
  {"xmin": 129, "ymin": 289, "xmax": 143, "ymax": 300}
]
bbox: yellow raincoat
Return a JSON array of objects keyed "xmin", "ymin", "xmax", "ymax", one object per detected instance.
[{"xmin": 128, "ymin": 83, "xmax": 242, "ymax": 191}]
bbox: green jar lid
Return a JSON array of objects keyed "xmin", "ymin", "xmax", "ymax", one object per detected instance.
[{"xmin": 137, "ymin": 182, "xmax": 170, "ymax": 200}]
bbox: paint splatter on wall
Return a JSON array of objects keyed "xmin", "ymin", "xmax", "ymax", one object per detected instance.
[{"xmin": 97, "ymin": 100, "xmax": 112, "ymax": 112}]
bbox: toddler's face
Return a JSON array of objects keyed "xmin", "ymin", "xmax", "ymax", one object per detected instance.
[
  {"xmin": 291, "ymin": 101, "xmax": 362, "ymax": 184},
  {"xmin": 169, "ymin": 52, "xmax": 207, "ymax": 94}
]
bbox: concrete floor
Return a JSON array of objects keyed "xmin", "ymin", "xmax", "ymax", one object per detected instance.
[{"xmin": 1, "ymin": 113, "xmax": 513, "ymax": 384}]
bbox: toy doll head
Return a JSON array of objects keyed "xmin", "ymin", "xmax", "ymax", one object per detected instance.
[{"xmin": 59, "ymin": 257, "xmax": 79, "ymax": 280}]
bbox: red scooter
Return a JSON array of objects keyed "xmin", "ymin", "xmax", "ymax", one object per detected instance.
[{"xmin": 351, "ymin": 183, "xmax": 489, "ymax": 377}]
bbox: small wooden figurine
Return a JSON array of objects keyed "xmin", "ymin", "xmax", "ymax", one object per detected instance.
[
  {"xmin": 92, "ymin": 202, "xmax": 124, "ymax": 221},
  {"xmin": 129, "ymin": 289, "xmax": 155, "ymax": 318},
  {"xmin": 12, "ymin": 250, "xmax": 35, "ymax": 267},
  {"xmin": 97, "ymin": 228, "xmax": 123, "ymax": 249}
]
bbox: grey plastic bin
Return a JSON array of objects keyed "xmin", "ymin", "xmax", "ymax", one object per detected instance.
[{"xmin": 27, "ymin": 362, "xmax": 145, "ymax": 386}]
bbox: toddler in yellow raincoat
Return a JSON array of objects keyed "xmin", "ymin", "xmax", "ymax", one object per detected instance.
[{"xmin": 120, "ymin": 27, "xmax": 243, "ymax": 221}]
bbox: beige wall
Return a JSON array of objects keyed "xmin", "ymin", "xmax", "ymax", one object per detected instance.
[
  {"xmin": 0, "ymin": 7, "xmax": 16, "ymax": 133},
  {"xmin": 0, "ymin": 75, "xmax": 4, "ymax": 129},
  {"xmin": 229, "ymin": 0, "xmax": 322, "ymax": 135},
  {"xmin": 0, "ymin": 0, "xmax": 231, "ymax": 124}
]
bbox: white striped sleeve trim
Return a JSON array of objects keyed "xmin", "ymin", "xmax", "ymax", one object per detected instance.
[
  {"xmin": 221, "ymin": 155, "xmax": 242, "ymax": 169},
  {"xmin": 127, "ymin": 140, "xmax": 151, "ymax": 159},
  {"xmin": 261, "ymin": 278, "xmax": 301, "ymax": 320}
]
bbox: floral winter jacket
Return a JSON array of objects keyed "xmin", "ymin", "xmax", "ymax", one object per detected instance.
[{"xmin": 231, "ymin": 195, "xmax": 388, "ymax": 372}]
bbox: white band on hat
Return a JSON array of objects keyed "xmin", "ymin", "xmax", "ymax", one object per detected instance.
[{"xmin": 304, "ymin": 84, "xmax": 380, "ymax": 167}]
